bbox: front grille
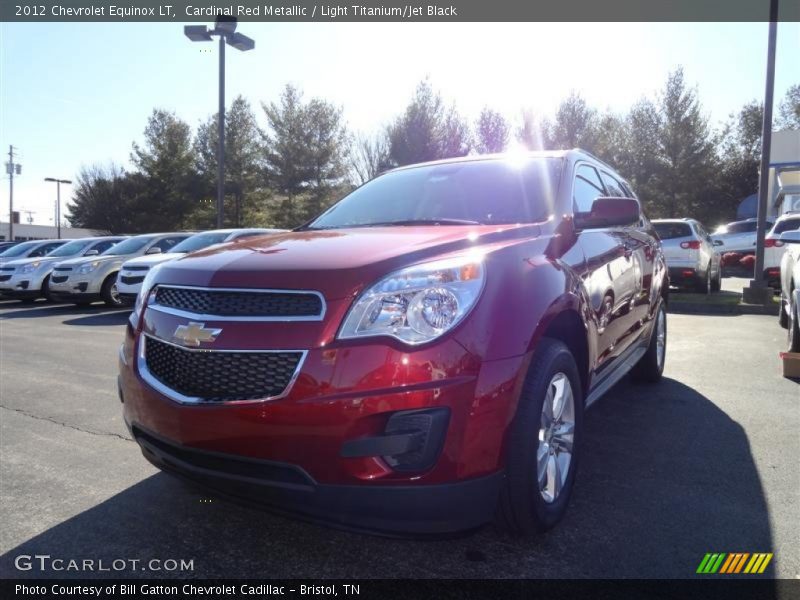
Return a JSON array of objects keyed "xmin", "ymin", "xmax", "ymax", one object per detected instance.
[
  {"xmin": 51, "ymin": 276, "xmax": 69, "ymax": 284},
  {"xmin": 121, "ymin": 275, "xmax": 145, "ymax": 285},
  {"xmin": 153, "ymin": 286, "xmax": 323, "ymax": 318},
  {"xmin": 143, "ymin": 336, "xmax": 303, "ymax": 403},
  {"xmin": 0, "ymin": 275, "xmax": 10, "ymax": 282},
  {"xmin": 54, "ymin": 267, "xmax": 72, "ymax": 272},
  {"xmin": 126, "ymin": 266, "xmax": 150, "ymax": 272},
  {"xmin": 0, "ymin": 267, "xmax": 14, "ymax": 272}
]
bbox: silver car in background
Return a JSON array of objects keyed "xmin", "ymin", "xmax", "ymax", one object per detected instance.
[
  {"xmin": 48, "ymin": 233, "xmax": 191, "ymax": 307},
  {"xmin": 115, "ymin": 228, "xmax": 281, "ymax": 304},
  {"xmin": 0, "ymin": 236, "xmax": 125, "ymax": 301},
  {"xmin": 653, "ymin": 219, "xmax": 722, "ymax": 293}
]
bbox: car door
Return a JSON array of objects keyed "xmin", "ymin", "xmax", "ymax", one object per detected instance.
[{"xmin": 574, "ymin": 164, "xmax": 638, "ymax": 372}]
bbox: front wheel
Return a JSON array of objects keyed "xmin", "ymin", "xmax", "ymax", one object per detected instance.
[
  {"xmin": 101, "ymin": 274, "xmax": 122, "ymax": 307},
  {"xmin": 42, "ymin": 275, "xmax": 55, "ymax": 302},
  {"xmin": 710, "ymin": 265, "xmax": 721, "ymax": 293},
  {"xmin": 632, "ymin": 301, "xmax": 667, "ymax": 383},
  {"xmin": 497, "ymin": 338, "xmax": 583, "ymax": 535}
]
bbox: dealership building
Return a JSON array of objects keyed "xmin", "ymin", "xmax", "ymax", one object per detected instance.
[{"xmin": 1, "ymin": 222, "xmax": 105, "ymax": 242}]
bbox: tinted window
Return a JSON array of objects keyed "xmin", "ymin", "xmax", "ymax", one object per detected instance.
[
  {"xmin": 170, "ymin": 232, "xmax": 229, "ymax": 253},
  {"xmin": 30, "ymin": 242, "xmax": 66, "ymax": 257},
  {"xmin": 727, "ymin": 221, "xmax": 758, "ymax": 234},
  {"xmin": 46, "ymin": 240, "xmax": 91, "ymax": 257},
  {"xmin": 308, "ymin": 158, "xmax": 563, "ymax": 229},
  {"xmin": 573, "ymin": 165, "xmax": 605, "ymax": 213},
  {"xmin": 101, "ymin": 236, "xmax": 155, "ymax": 256},
  {"xmin": 600, "ymin": 171, "xmax": 625, "ymax": 197},
  {"xmin": 91, "ymin": 239, "xmax": 120, "ymax": 254},
  {"xmin": 654, "ymin": 222, "xmax": 693, "ymax": 240},
  {"xmin": 0, "ymin": 241, "xmax": 39, "ymax": 257},
  {"xmin": 773, "ymin": 217, "xmax": 800, "ymax": 234},
  {"xmin": 152, "ymin": 236, "xmax": 189, "ymax": 252}
]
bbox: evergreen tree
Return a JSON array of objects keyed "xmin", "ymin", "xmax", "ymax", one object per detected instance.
[{"xmin": 475, "ymin": 107, "xmax": 510, "ymax": 154}]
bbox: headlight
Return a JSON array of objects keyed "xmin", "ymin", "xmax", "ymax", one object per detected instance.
[
  {"xmin": 133, "ymin": 264, "xmax": 163, "ymax": 319},
  {"xmin": 20, "ymin": 262, "xmax": 40, "ymax": 274},
  {"xmin": 77, "ymin": 261, "xmax": 100, "ymax": 275},
  {"xmin": 338, "ymin": 255, "xmax": 485, "ymax": 345}
]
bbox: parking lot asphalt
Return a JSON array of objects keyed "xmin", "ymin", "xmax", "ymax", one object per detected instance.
[{"xmin": 0, "ymin": 298, "xmax": 798, "ymax": 579}]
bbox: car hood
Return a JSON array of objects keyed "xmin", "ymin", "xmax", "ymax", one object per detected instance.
[
  {"xmin": 156, "ymin": 225, "xmax": 541, "ymax": 300},
  {"xmin": 55, "ymin": 253, "xmax": 134, "ymax": 268},
  {"xmin": 122, "ymin": 253, "xmax": 184, "ymax": 269},
  {"xmin": 3, "ymin": 255, "xmax": 78, "ymax": 269}
]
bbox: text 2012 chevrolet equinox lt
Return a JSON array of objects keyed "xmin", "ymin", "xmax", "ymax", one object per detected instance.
[{"xmin": 119, "ymin": 150, "xmax": 668, "ymax": 535}]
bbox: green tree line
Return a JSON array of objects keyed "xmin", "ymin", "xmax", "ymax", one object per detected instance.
[{"xmin": 68, "ymin": 69, "xmax": 800, "ymax": 233}]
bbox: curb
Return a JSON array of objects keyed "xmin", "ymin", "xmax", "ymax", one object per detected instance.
[{"xmin": 668, "ymin": 302, "xmax": 779, "ymax": 316}]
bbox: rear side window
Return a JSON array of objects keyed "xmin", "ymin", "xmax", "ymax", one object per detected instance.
[
  {"xmin": 573, "ymin": 165, "xmax": 605, "ymax": 213},
  {"xmin": 600, "ymin": 171, "xmax": 626, "ymax": 197},
  {"xmin": 773, "ymin": 217, "xmax": 800, "ymax": 234},
  {"xmin": 654, "ymin": 222, "xmax": 693, "ymax": 240},
  {"xmin": 91, "ymin": 240, "xmax": 119, "ymax": 254}
]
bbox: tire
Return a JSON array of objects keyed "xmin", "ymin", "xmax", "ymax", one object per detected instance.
[
  {"xmin": 497, "ymin": 338, "xmax": 583, "ymax": 535},
  {"xmin": 695, "ymin": 264, "xmax": 711, "ymax": 294},
  {"xmin": 779, "ymin": 292, "xmax": 789, "ymax": 329},
  {"xmin": 789, "ymin": 292, "xmax": 800, "ymax": 353},
  {"xmin": 710, "ymin": 265, "xmax": 721, "ymax": 293},
  {"xmin": 42, "ymin": 275, "xmax": 55, "ymax": 303},
  {"xmin": 631, "ymin": 301, "xmax": 667, "ymax": 383},
  {"xmin": 101, "ymin": 274, "xmax": 122, "ymax": 307}
]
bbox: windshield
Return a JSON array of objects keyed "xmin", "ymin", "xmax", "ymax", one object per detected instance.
[
  {"xmin": 306, "ymin": 158, "xmax": 563, "ymax": 230},
  {"xmin": 0, "ymin": 241, "xmax": 39, "ymax": 257},
  {"xmin": 101, "ymin": 236, "xmax": 154, "ymax": 256},
  {"xmin": 654, "ymin": 222, "xmax": 693, "ymax": 240},
  {"xmin": 46, "ymin": 240, "xmax": 91, "ymax": 257},
  {"xmin": 772, "ymin": 217, "xmax": 800, "ymax": 235},
  {"xmin": 170, "ymin": 232, "xmax": 230, "ymax": 253}
]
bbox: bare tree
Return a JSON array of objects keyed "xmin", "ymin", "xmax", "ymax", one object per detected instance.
[{"xmin": 350, "ymin": 131, "xmax": 390, "ymax": 185}]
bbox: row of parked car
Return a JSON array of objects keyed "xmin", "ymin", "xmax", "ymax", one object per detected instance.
[
  {"xmin": 650, "ymin": 212, "xmax": 800, "ymax": 293},
  {"xmin": 0, "ymin": 228, "xmax": 282, "ymax": 306}
]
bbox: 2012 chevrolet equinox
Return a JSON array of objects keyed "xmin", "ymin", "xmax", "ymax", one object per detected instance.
[{"xmin": 118, "ymin": 149, "xmax": 668, "ymax": 535}]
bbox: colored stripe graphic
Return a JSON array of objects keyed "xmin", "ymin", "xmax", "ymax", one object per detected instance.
[{"xmin": 699, "ymin": 552, "xmax": 773, "ymax": 575}]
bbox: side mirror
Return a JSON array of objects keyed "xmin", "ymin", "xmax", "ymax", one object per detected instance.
[
  {"xmin": 779, "ymin": 231, "xmax": 800, "ymax": 244},
  {"xmin": 574, "ymin": 197, "xmax": 640, "ymax": 230},
  {"xmin": 84, "ymin": 249, "xmax": 99, "ymax": 256},
  {"xmin": 145, "ymin": 246, "xmax": 163, "ymax": 255},
  {"xmin": 713, "ymin": 239, "xmax": 724, "ymax": 246}
]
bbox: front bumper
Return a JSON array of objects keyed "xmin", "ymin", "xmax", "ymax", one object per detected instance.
[
  {"xmin": 130, "ymin": 422, "xmax": 503, "ymax": 535},
  {"xmin": 48, "ymin": 273, "xmax": 104, "ymax": 302},
  {"xmin": 119, "ymin": 300, "xmax": 528, "ymax": 534},
  {"xmin": 0, "ymin": 271, "xmax": 48, "ymax": 297}
]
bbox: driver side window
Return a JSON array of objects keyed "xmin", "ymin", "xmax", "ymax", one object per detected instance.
[{"xmin": 573, "ymin": 165, "xmax": 606, "ymax": 213}]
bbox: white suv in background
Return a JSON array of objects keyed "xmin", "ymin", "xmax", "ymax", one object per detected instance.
[
  {"xmin": 116, "ymin": 228, "xmax": 279, "ymax": 304},
  {"xmin": 48, "ymin": 233, "xmax": 191, "ymax": 307},
  {"xmin": 0, "ymin": 236, "xmax": 125, "ymax": 301},
  {"xmin": 712, "ymin": 217, "xmax": 774, "ymax": 253},
  {"xmin": 764, "ymin": 212, "xmax": 800, "ymax": 288},
  {"xmin": 653, "ymin": 218, "xmax": 722, "ymax": 293}
]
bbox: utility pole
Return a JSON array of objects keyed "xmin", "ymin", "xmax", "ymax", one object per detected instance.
[
  {"xmin": 45, "ymin": 178, "xmax": 72, "ymax": 239},
  {"xmin": 6, "ymin": 145, "xmax": 22, "ymax": 242},
  {"xmin": 743, "ymin": 0, "xmax": 779, "ymax": 305}
]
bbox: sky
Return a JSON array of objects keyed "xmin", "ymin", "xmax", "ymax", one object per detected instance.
[{"xmin": 1, "ymin": 21, "xmax": 799, "ymax": 226}]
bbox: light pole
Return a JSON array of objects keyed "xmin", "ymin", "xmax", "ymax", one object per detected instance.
[
  {"xmin": 185, "ymin": 16, "xmax": 255, "ymax": 228},
  {"xmin": 44, "ymin": 178, "xmax": 71, "ymax": 239}
]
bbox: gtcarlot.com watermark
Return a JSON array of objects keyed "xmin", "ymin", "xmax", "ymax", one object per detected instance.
[{"xmin": 14, "ymin": 554, "xmax": 194, "ymax": 573}]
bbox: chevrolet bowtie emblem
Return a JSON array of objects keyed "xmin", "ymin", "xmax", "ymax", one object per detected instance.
[{"xmin": 173, "ymin": 322, "xmax": 222, "ymax": 347}]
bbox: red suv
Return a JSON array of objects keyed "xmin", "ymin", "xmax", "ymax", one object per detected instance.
[{"xmin": 119, "ymin": 150, "xmax": 668, "ymax": 535}]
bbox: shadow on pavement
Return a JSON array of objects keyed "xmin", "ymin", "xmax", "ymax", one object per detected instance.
[
  {"xmin": 0, "ymin": 303, "xmax": 126, "ymax": 322},
  {"xmin": 0, "ymin": 378, "xmax": 775, "ymax": 580}
]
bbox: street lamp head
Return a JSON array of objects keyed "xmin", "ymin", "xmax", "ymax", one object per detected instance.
[
  {"xmin": 184, "ymin": 25, "xmax": 213, "ymax": 42},
  {"xmin": 214, "ymin": 15, "xmax": 237, "ymax": 35},
  {"xmin": 44, "ymin": 177, "xmax": 56, "ymax": 182},
  {"xmin": 227, "ymin": 32, "xmax": 255, "ymax": 52}
]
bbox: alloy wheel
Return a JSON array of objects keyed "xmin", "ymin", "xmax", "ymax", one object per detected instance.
[
  {"xmin": 537, "ymin": 372, "xmax": 575, "ymax": 504},
  {"xmin": 656, "ymin": 306, "xmax": 666, "ymax": 370}
]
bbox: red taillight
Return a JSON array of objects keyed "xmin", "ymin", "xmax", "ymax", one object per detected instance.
[
  {"xmin": 682, "ymin": 269, "xmax": 695, "ymax": 277},
  {"xmin": 764, "ymin": 238, "xmax": 784, "ymax": 248},
  {"xmin": 680, "ymin": 240, "xmax": 701, "ymax": 249},
  {"xmin": 767, "ymin": 267, "xmax": 780, "ymax": 276}
]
